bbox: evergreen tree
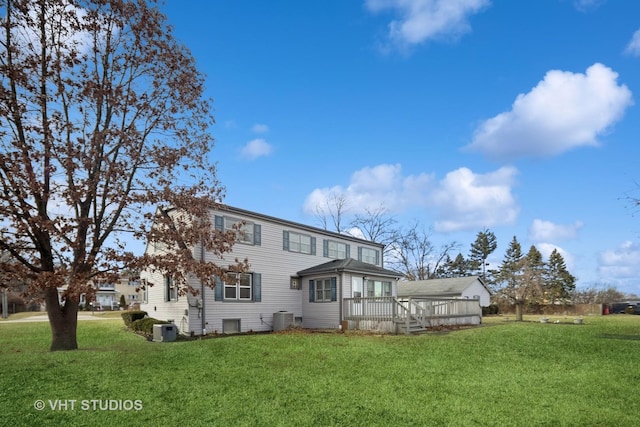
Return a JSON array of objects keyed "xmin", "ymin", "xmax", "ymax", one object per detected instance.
[
  {"xmin": 523, "ymin": 245, "xmax": 546, "ymax": 306},
  {"xmin": 437, "ymin": 253, "xmax": 470, "ymax": 278},
  {"xmin": 495, "ymin": 236, "xmax": 525, "ymax": 320},
  {"xmin": 545, "ymin": 249, "xmax": 576, "ymax": 303},
  {"xmin": 468, "ymin": 228, "xmax": 498, "ymax": 280}
]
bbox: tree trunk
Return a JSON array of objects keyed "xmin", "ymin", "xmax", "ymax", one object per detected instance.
[
  {"xmin": 45, "ymin": 287, "xmax": 79, "ymax": 351},
  {"xmin": 515, "ymin": 302, "xmax": 524, "ymax": 322}
]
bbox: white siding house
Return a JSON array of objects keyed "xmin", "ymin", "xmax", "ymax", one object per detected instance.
[
  {"xmin": 397, "ymin": 276, "xmax": 491, "ymax": 307},
  {"xmin": 140, "ymin": 205, "xmax": 399, "ymax": 335}
]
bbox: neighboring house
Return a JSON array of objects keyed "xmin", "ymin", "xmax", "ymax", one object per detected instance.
[
  {"xmin": 75, "ymin": 281, "xmax": 119, "ymax": 310},
  {"xmin": 115, "ymin": 276, "xmax": 142, "ymax": 309},
  {"xmin": 140, "ymin": 205, "xmax": 400, "ymax": 336},
  {"xmin": 398, "ymin": 276, "xmax": 491, "ymax": 307},
  {"xmin": 65, "ymin": 276, "xmax": 141, "ymax": 310}
]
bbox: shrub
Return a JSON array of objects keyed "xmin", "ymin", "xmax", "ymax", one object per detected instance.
[
  {"xmin": 130, "ymin": 317, "xmax": 169, "ymax": 335},
  {"xmin": 119, "ymin": 295, "xmax": 126, "ymax": 308},
  {"xmin": 121, "ymin": 310, "xmax": 148, "ymax": 327},
  {"xmin": 482, "ymin": 304, "xmax": 499, "ymax": 316}
]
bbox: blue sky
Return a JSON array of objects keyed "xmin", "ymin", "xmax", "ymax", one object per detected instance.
[{"xmin": 161, "ymin": 0, "xmax": 640, "ymax": 295}]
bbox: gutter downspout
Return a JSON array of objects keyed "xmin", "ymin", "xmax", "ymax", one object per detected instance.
[{"xmin": 200, "ymin": 241, "xmax": 206, "ymax": 335}]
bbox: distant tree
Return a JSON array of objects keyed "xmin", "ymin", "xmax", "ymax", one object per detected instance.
[
  {"xmin": 315, "ymin": 192, "xmax": 349, "ymax": 233},
  {"xmin": 573, "ymin": 283, "xmax": 624, "ymax": 305},
  {"xmin": 0, "ymin": 0, "xmax": 244, "ymax": 350},
  {"xmin": 437, "ymin": 252, "xmax": 470, "ymax": 278},
  {"xmin": 545, "ymin": 249, "xmax": 576, "ymax": 304},
  {"xmin": 494, "ymin": 236, "xmax": 526, "ymax": 320},
  {"xmin": 522, "ymin": 245, "xmax": 546, "ymax": 305},
  {"xmin": 468, "ymin": 228, "xmax": 497, "ymax": 280},
  {"xmin": 386, "ymin": 221, "xmax": 459, "ymax": 280},
  {"xmin": 349, "ymin": 205, "xmax": 397, "ymax": 261}
]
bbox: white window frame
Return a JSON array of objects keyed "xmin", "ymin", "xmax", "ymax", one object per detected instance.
[
  {"xmin": 366, "ymin": 280, "xmax": 392, "ymax": 298},
  {"xmin": 289, "ymin": 232, "xmax": 312, "ymax": 254},
  {"xmin": 225, "ymin": 216, "xmax": 254, "ymax": 244},
  {"xmin": 315, "ymin": 278, "xmax": 333, "ymax": 302},
  {"xmin": 327, "ymin": 240, "xmax": 347, "ymax": 259},
  {"xmin": 223, "ymin": 272, "xmax": 253, "ymax": 301},
  {"xmin": 165, "ymin": 276, "xmax": 178, "ymax": 302},
  {"xmin": 361, "ymin": 247, "xmax": 378, "ymax": 265}
]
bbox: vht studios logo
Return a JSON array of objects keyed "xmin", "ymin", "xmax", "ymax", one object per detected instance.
[{"xmin": 34, "ymin": 399, "xmax": 143, "ymax": 411}]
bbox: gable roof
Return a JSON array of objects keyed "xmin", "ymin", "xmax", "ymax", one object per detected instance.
[
  {"xmin": 297, "ymin": 258, "xmax": 399, "ymax": 279},
  {"xmin": 397, "ymin": 276, "xmax": 490, "ymax": 298}
]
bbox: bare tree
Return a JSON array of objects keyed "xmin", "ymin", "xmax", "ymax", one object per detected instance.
[
  {"xmin": 315, "ymin": 193, "xmax": 349, "ymax": 233},
  {"xmin": 349, "ymin": 205, "xmax": 397, "ymax": 260},
  {"xmin": 0, "ymin": 0, "xmax": 244, "ymax": 350},
  {"xmin": 385, "ymin": 221, "xmax": 459, "ymax": 280}
]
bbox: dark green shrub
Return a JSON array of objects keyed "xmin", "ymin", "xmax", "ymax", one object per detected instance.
[
  {"xmin": 121, "ymin": 310, "xmax": 148, "ymax": 327},
  {"xmin": 130, "ymin": 317, "xmax": 169, "ymax": 335},
  {"xmin": 119, "ymin": 295, "xmax": 126, "ymax": 308},
  {"xmin": 482, "ymin": 304, "xmax": 499, "ymax": 316}
]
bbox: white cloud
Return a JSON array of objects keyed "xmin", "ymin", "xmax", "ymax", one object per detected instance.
[
  {"xmin": 303, "ymin": 164, "xmax": 433, "ymax": 215},
  {"xmin": 529, "ymin": 219, "xmax": 584, "ymax": 242},
  {"xmin": 465, "ymin": 63, "xmax": 633, "ymax": 161},
  {"xmin": 625, "ymin": 29, "xmax": 640, "ymax": 57},
  {"xmin": 573, "ymin": 0, "xmax": 605, "ymax": 12},
  {"xmin": 598, "ymin": 241, "xmax": 640, "ymax": 280},
  {"xmin": 365, "ymin": 0, "xmax": 490, "ymax": 50},
  {"xmin": 251, "ymin": 123, "xmax": 269, "ymax": 133},
  {"xmin": 429, "ymin": 166, "xmax": 519, "ymax": 232},
  {"xmin": 240, "ymin": 138, "xmax": 273, "ymax": 160},
  {"xmin": 303, "ymin": 164, "xmax": 519, "ymax": 233}
]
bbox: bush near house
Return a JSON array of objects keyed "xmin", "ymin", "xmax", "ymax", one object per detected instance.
[
  {"xmin": 130, "ymin": 317, "xmax": 169, "ymax": 335},
  {"xmin": 120, "ymin": 310, "xmax": 148, "ymax": 327}
]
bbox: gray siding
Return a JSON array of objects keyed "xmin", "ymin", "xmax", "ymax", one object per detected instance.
[{"xmin": 143, "ymin": 206, "xmax": 385, "ymax": 335}]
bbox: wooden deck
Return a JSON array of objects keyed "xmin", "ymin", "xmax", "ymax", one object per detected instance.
[{"xmin": 343, "ymin": 296, "xmax": 482, "ymax": 334}]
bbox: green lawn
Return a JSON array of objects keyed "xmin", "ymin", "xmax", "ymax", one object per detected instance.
[{"xmin": 0, "ymin": 315, "xmax": 639, "ymax": 426}]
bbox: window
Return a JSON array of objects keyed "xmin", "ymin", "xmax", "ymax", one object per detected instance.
[
  {"xmin": 352, "ymin": 278, "xmax": 362, "ymax": 299},
  {"xmin": 309, "ymin": 277, "xmax": 337, "ymax": 303},
  {"xmin": 316, "ymin": 279, "xmax": 333, "ymax": 302},
  {"xmin": 224, "ymin": 273, "xmax": 252, "ymax": 301},
  {"xmin": 141, "ymin": 279, "xmax": 148, "ymax": 303},
  {"xmin": 359, "ymin": 247, "xmax": 379, "ymax": 265},
  {"xmin": 366, "ymin": 280, "xmax": 392, "ymax": 298},
  {"xmin": 283, "ymin": 231, "xmax": 315, "ymax": 255},
  {"xmin": 324, "ymin": 240, "xmax": 348, "ymax": 259},
  {"xmin": 165, "ymin": 275, "xmax": 178, "ymax": 302},
  {"xmin": 225, "ymin": 216, "xmax": 254, "ymax": 243},
  {"xmin": 215, "ymin": 215, "xmax": 261, "ymax": 245},
  {"xmin": 214, "ymin": 272, "xmax": 261, "ymax": 302}
]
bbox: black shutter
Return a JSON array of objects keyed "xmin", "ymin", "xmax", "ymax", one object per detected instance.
[
  {"xmin": 309, "ymin": 280, "xmax": 315, "ymax": 303},
  {"xmin": 330, "ymin": 277, "xmax": 337, "ymax": 302},
  {"xmin": 214, "ymin": 276, "xmax": 223, "ymax": 301},
  {"xmin": 253, "ymin": 273, "xmax": 261, "ymax": 302},
  {"xmin": 254, "ymin": 224, "xmax": 261, "ymax": 246},
  {"xmin": 283, "ymin": 231, "xmax": 289, "ymax": 251}
]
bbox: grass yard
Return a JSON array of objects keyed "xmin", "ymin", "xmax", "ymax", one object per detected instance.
[{"xmin": 0, "ymin": 315, "xmax": 639, "ymax": 426}]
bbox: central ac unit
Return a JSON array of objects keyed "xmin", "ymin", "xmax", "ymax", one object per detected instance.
[
  {"xmin": 153, "ymin": 324, "xmax": 177, "ymax": 342},
  {"xmin": 273, "ymin": 311, "xmax": 294, "ymax": 331}
]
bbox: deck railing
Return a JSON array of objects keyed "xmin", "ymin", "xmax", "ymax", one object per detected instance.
[{"xmin": 343, "ymin": 296, "xmax": 482, "ymax": 325}]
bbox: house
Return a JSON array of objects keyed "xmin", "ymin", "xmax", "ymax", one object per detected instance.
[
  {"xmin": 140, "ymin": 205, "xmax": 400, "ymax": 335},
  {"xmin": 397, "ymin": 276, "xmax": 491, "ymax": 307}
]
